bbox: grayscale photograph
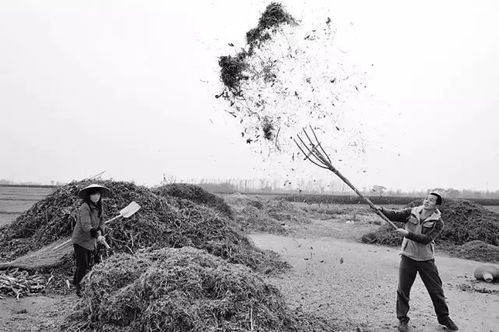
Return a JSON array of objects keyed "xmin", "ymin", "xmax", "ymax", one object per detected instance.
[{"xmin": 0, "ymin": 1, "xmax": 498, "ymax": 331}]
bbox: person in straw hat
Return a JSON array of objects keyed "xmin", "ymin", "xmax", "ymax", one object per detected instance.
[{"xmin": 71, "ymin": 184, "xmax": 111, "ymax": 297}]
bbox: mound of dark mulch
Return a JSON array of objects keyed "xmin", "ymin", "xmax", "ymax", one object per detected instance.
[
  {"xmin": 62, "ymin": 247, "xmax": 296, "ymax": 332},
  {"xmin": 361, "ymin": 200, "xmax": 499, "ymax": 262},
  {"xmin": 0, "ymin": 180, "xmax": 287, "ymax": 276},
  {"xmin": 361, "ymin": 222, "xmax": 404, "ymax": 246},
  {"xmin": 431, "ymin": 200, "xmax": 499, "ymax": 246},
  {"xmin": 153, "ymin": 183, "xmax": 233, "ymax": 219},
  {"xmin": 450, "ymin": 240, "xmax": 499, "ymax": 264},
  {"xmin": 225, "ymin": 195, "xmax": 310, "ymax": 235}
]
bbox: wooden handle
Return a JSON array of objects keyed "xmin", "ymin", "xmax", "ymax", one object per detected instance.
[
  {"xmin": 325, "ymin": 164, "xmax": 398, "ymax": 230},
  {"xmin": 104, "ymin": 215, "xmax": 122, "ymax": 224},
  {"xmin": 99, "ymin": 238, "xmax": 111, "ymax": 249}
]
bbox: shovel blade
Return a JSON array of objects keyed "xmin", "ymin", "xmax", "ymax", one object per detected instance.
[{"xmin": 119, "ymin": 201, "xmax": 141, "ymax": 218}]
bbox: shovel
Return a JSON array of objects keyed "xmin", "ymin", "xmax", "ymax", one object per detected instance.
[
  {"xmin": 53, "ymin": 201, "xmax": 141, "ymax": 251},
  {"xmin": 104, "ymin": 201, "xmax": 141, "ymax": 225}
]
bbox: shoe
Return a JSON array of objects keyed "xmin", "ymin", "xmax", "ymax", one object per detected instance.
[
  {"xmin": 397, "ymin": 320, "xmax": 408, "ymax": 332},
  {"xmin": 439, "ymin": 317, "xmax": 458, "ymax": 330}
]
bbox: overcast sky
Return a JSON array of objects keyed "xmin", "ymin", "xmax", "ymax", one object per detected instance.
[{"xmin": 1, "ymin": 0, "xmax": 498, "ymax": 191}]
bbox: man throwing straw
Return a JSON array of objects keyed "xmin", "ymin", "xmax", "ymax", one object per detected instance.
[{"xmin": 377, "ymin": 192, "xmax": 458, "ymax": 331}]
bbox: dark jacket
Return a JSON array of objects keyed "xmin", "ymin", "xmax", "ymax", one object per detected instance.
[
  {"xmin": 71, "ymin": 202, "xmax": 105, "ymax": 251},
  {"xmin": 381, "ymin": 206, "xmax": 443, "ymax": 261}
]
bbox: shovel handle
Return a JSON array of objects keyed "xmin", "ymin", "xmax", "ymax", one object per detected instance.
[{"xmin": 105, "ymin": 215, "xmax": 122, "ymax": 224}]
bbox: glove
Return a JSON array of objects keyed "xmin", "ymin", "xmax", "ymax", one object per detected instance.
[{"xmin": 97, "ymin": 235, "xmax": 106, "ymax": 243}]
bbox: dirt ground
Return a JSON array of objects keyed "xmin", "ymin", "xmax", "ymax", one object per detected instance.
[
  {"xmin": 0, "ymin": 200, "xmax": 498, "ymax": 331},
  {"xmin": 249, "ymin": 216, "xmax": 499, "ymax": 332},
  {"xmin": 0, "ymin": 294, "xmax": 75, "ymax": 332}
]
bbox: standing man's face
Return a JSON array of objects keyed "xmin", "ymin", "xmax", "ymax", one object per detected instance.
[{"xmin": 423, "ymin": 195, "xmax": 438, "ymax": 210}]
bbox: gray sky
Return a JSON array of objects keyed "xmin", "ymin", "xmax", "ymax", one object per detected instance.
[{"xmin": 1, "ymin": 0, "xmax": 498, "ymax": 191}]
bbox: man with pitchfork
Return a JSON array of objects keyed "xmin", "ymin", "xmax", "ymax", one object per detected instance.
[
  {"xmin": 294, "ymin": 128, "xmax": 458, "ymax": 331},
  {"xmin": 377, "ymin": 193, "xmax": 458, "ymax": 331}
]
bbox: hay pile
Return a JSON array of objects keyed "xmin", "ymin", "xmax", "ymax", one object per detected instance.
[
  {"xmin": 450, "ymin": 241, "xmax": 499, "ymax": 263},
  {"xmin": 431, "ymin": 200, "xmax": 499, "ymax": 246},
  {"xmin": 153, "ymin": 183, "xmax": 233, "ymax": 219},
  {"xmin": 0, "ymin": 180, "xmax": 287, "ymax": 275},
  {"xmin": 225, "ymin": 194, "xmax": 310, "ymax": 234},
  {"xmin": 361, "ymin": 200, "xmax": 499, "ymax": 262},
  {"xmin": 62, "ymin": 247, "xmax": 296, "ymax": 332}
]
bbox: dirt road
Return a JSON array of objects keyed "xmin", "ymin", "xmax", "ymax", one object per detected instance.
[
  {"xmin": 249, "ymin": 218, "xmax": 499, "ymax": 331},
  {"xmin": 0, "ymin": 295, "xmax": 74, "ymax": 332}
]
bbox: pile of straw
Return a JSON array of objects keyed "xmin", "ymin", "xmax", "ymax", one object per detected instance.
[
  {"xmin": 0, "ymin": 181, "xmax": 287, "ymax": 276},
  {"xmin": 62, "ymin": 247, "xmax": 296, "ymax": 332},
  {"xmin": 225, "ymin": 195, "xmax": 309, "ymax": 234},
  {"xmin": 153, "ymin": 183, "xmax": 233, "ymax": 219}
]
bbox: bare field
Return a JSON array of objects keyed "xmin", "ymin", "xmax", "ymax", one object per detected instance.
[
  {"xmin": 0, "ymin": 185, "xmax": 55, "ymax": 226},
  {"xmin": 486, "ymin": 205, "xmax": 499, "ymax": 213}
]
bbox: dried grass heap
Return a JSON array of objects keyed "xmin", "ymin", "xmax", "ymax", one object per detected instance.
[
  {"xmin": 451, "ymin": 240, "xmax": 499, "ymax": 263},
  {"xmin": 63, "ymin": 247, "xmax": 296, "ymax": 332},
  {"xmin": 0, "ymin": 181, "xmax": 286, "ymax": 275},
  {"xmin": 225, "ymin": 194, "xmax": 310, "ymax": 234},
  {"xmin": 153, "ymin": 183, "xmax": 233, "ymax": 219}
]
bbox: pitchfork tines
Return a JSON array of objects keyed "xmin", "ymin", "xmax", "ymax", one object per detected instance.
[
  {"xmin": 293, "ymin": 126, "xmax": 399, "ymax": 230},
  {"xmin": 293, "ymin": 126, "xmax": 334, "ymax": 170}
]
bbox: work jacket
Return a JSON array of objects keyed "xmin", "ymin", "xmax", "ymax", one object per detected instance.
[
  {"xmin": 71, "ymin": 202, "xmax": 105, "ymax": 251},
  {"xmin": 381, "ymin": 206, "xmax": 444, "ymax": 261}
]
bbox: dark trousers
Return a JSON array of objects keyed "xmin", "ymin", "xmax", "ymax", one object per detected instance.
[
  {"xmin": 397, "ymin": 255, "xmax": 449, "ymax": 323},
  {"xmin": 73, "ymin": 244, "xmax": 96, "ymax": 287}
]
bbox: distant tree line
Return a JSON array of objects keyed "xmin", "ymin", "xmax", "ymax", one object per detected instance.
[{"xmin": 164, "ymin": 177, "xmax": 499, "ymax": 199}]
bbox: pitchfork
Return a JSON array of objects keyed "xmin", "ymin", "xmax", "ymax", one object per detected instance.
[{"xmin": 294, "ymin": 126, "xmax": 397, "ymax": 229}]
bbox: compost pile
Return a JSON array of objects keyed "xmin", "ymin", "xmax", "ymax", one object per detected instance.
[
  {"xmin": 62, "ymin": 247, "xmax": 297, "ymax": 332},
  {"xmin": 450, "ymin": 241, "xmax": 499, "ymax": 263},
  {"xmin": 0, "ymin": 180, "xmax": 287, "ymax": 275},
  {"xmin": 362, "ymin": 199, "xmax": 499, "ymax": 262},
  {"xmin": 153, "ymin": 183, "xmax": 233, "ymax": 219},
  {"xmin": 224, "ymin": 194, "xmax": 310, "ymax": 234}
]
